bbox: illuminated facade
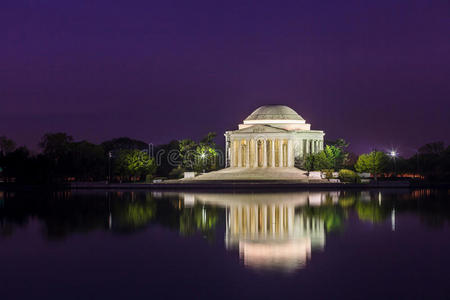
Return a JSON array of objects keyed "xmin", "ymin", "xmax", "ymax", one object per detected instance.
[{"xmin": 225, "ymin": 105, "xmax": 325, "ymax": 168}]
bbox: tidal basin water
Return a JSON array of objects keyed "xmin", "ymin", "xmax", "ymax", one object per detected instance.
[{"xmin": 1, "ymin": 189, "xmax": 450, "ymax": 299}]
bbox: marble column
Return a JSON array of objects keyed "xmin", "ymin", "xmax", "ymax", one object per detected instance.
[
  {"xmin": 263, "ymin": 139, "xmax": 267, "ymax": 167},
  {"xmin": 229, "ymin": 140, "xmax": 234, "ymax": 167},
  {"xmin": 271, "ymin": 139, "xmax": 275, "ymax": 167},
  {"xmin": 238, "ymin": 140, "xmax": 242, "ymax": 167},
  {"xmin": 287, "ymin": 139, "xmax": 293, "ymax": 167},
  {"xmin": 299, "ymin": 139, "xmax": 303, "ymax": 158},
  {"xmin": 278, "ymin": 140, "xmax": 283, "ymax": 167},
  {"xmin": 254, "ymin": 139, "xmax": 258, "ymax": 167},
  {"xmin": 245, "ymin": 139, "xmax": 250, "ymax": 168}
]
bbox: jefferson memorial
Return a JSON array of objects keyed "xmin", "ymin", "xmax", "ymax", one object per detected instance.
[
  {"xmin": 225, "ymin": 105, "xmax": 325, "ymax": 168},
  {"xmin": 189, "ymin": 105, "xmax": 326, "ymax": 181}
]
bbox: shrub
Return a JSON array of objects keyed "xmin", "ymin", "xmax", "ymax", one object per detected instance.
[
  {"xmin": 322, "ymin": 169, "xmax": 334, "ymax": 179},
  {"xmin": 338, "ymin": 169, "xmax": 361, "ymax": 183},
  {"xmin": 145, "ymin": 174, "xmax": 153, "ymax": 183},
  {"xmin": 168, "ymin": 167, "xmax": 186, "ymax": 179}
]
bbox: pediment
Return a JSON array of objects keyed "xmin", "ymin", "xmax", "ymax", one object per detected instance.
[{"xmin": 233, "ymin": 125, "xmax": 288, "ymax": 134}]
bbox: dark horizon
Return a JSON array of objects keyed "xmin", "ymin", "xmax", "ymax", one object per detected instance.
[{"xmin": 1, "ymin": 0, "xmax": 449, "ymax": 156}]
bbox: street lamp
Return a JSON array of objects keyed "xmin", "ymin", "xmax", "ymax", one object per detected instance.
[
  {"xmin": 201, "ymin": 153, "xmax": 206, "ymax": 173},
  {"xmin": 108, "ymin": 151, "xmax": 112, "ymax": 184},
  {"xmin": 388, "ymin": 150, "xmax": 398, "ymax": 177}
]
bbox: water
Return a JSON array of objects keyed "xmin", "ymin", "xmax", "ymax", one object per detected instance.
[{"xmin": 1, "ymin": 189, "xmax": 450, "ymax": 299}]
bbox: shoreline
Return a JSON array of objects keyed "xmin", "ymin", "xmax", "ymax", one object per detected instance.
[{"xmin": 1, "ymin": 181, "xmax": 449, "ymax": 191}]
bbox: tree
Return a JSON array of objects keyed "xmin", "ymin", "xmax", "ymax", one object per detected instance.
[
  {"xmin": 114, "ymin": 149, "xmax": 156, "ymax": 182},
  {"xmin": 178, "ymin": 132, "xmax": 219, "ymax": 173},
  {"xmin": 0, "ymin": 136, "xmax": 16, "ymax": 155},
  {"xmin": 0, "ymin": 147, "xmax": 30, "ymax": 182},
  {"xmin": 355, "ymin": 151, "xmax": 389, "ymax": 181},
  {"xmin": 418, "ymin": 142, "xmax": 445, "ymax": 155},
  {"xmin": 326, "ymin": 139, "xmax": 349, "ymax": 169},
  {"xmin": 101, "ymin": 137, "xmax": 148, "ymax": 153},
  {"xmin": 67, "ymin": 141, "xmax": 107, "ymax": 181},
  {"xmin": 194, "ymin": 144, "xmax": 218, "ymax": 173},
  {"xmin": 200, "ymin": 132, "xmax": 216, "ymax": 145},
  {"xmin": 154, "ymin": 140, "xmax": 180, "ymax": 177},
  {"xmin": 179, "ymin": 139, "xmax": 197, "ymax": 171},
  {"xmin": 304, "ymin": 145, "xmax": 343, "ymax": 171},
  {"xmin": 39, "ymin": 132, "xmax": 73, "ymax": 158},
  {"xmin": 409, "ymin": 141, "xmax": 450, "ymax": 180},
  {"xmin": 195, "ymin": 132, "xmax": 218, "ymax": 172}
]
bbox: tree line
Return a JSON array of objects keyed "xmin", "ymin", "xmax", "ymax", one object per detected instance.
[
  {"xmin": 302, "ymin": 139, "xmax": 450, "ymax": 182},
  {"xmin": 0, "ymin": 133, "xmax": 449, "ymax": 183},
  {"xmin": 0, "ymin": 132, "xmax": 221, "ymax": 184}
]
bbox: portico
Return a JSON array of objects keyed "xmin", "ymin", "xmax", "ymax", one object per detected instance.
[
  {"xmin": 229, "ymin": 133, "xmax": 295, "ymax": 168},
  {"xmin": 225, "ymin": 105, "xmax": 325, "ymax": 168}
]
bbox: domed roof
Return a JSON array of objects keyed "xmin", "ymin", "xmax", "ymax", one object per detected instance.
[{"xmin": 244, "ymin": 105, "xmax": 304, "ymax": 121}]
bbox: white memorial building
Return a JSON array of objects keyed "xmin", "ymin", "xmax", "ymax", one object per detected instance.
[{"xmin": 225, "ymin": 105, "xmax": 325, "ymax": 168}]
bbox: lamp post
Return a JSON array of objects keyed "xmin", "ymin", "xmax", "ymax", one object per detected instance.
[
  {"xmin": 389, "ymin": 150, "xmax": 397, "ymax": 177},
  {"xmin": 201, "ymin": 152, "xmax": 206, "ymax": 173},
  {"xmin": 108, "ymin": 151, "xmax": 112, "ymax": 184}
]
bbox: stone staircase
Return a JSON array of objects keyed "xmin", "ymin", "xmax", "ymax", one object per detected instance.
[{"xmin": 183, "ymin": 167, "xmax": 312, "ymax": 182}]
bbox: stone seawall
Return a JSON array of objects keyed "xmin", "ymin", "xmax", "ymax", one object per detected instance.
[{"xmin": 69, "ymin": 180, "xmax": 411, "ymax": 190}]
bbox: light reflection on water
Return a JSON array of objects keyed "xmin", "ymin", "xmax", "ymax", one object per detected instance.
[
  {"xmin": 0, "ymin": 189, "xmax": 449, "ymax": 274},
  {"xmin": 179, "ymin": 192, "xmax": 328, "ymax": 272},
  {"xmin": 1, "ymin": 189, "xmax": 450, "ymax": 299}
]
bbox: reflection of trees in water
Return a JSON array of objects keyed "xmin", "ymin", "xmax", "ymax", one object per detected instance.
[
  {"xmin": 179, "ymin": 205, "xmax": 219, "ymax": 242},
  {"xmin": 111, "ymin": 192, "xmax": 156, "ymax": 232},
  {"xmin": 355, "ymin": 201, "xmax": 387, "ymax": 223},
  {"xmin": 300, "ymin": 205, "xmax": 346, "ymax": 232},
  {"xmin": 0, "ymin": 191, "xmax": 109, "ymax": 239},
  {"xmin": 0, "ymin": 191, "xmax": 220, "ymax": 240},
  {"xmin": 395, "ymin": 189, "xmax": 450, "ymax": 228},
  {"xmin": 1, "ymin": 189, "xmax": 450, "ymax": 240}
]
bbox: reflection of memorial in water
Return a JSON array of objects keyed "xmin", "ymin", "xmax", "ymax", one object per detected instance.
[{"xmin": 190, "ymin": 192, "xmax": 335, "ymax": 272}]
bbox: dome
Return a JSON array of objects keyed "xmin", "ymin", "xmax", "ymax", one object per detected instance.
[{"xmin": 244, "ymin": 105, "xmax": 304, "ymax": 121}]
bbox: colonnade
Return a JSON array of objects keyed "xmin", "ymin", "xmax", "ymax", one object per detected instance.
[
  {"xmin": 302, "ymin": 139, "xmax": 323, "ymax": 155},
  {"xmin": 229, "ymin": 138, "xmax": 323, "ymax": 168},
  {"xmin": 230, "ymin": 138, "xmax": 294, "ymax": 168}
]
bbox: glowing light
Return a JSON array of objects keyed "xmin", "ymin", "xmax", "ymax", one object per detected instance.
[{"xmin": 389, "ymin": 151, "xmax": 397, "ymax": 157}]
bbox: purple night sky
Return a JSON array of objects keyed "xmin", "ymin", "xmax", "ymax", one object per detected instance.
[{"xmin": 1, "ymin": 0, "xmax": 449, "ymax": 156}]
